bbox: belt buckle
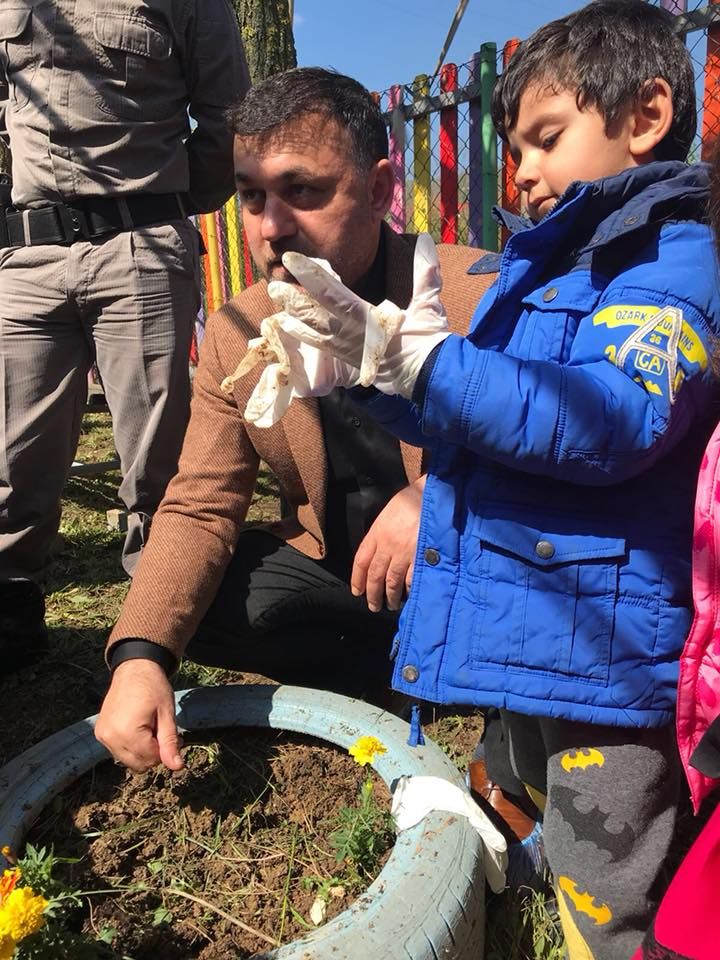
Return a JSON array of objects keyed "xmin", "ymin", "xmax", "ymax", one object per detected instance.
[{"xmin": 56, "ymin": 203, "xmax": 91, "ymax": 243}]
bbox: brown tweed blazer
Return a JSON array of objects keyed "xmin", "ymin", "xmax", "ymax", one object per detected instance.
[{"xmin": 109, "ymin": 226, "xmax": 496, "ymax": 658}]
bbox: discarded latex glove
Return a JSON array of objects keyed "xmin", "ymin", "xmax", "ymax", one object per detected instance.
[
  {"xmin": 220, "ymin": 260, "xmax": 358, "ymax": 428},
  {"xmin": 391, "ymin": 774, "xmax": 508, "ymax": 893},
  {"xmin": 277, "ymin": 233, "xmax": 450, "ymax": 397}
]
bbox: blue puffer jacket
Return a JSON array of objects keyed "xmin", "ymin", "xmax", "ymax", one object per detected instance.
[{"xmin": 359, "ymin": 161, "xmax": 720, "ymax": 727}]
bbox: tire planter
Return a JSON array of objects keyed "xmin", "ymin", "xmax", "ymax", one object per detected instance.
[{"xmin": 0, "ymin": 684, "xmax": 486, "ymax": 959}]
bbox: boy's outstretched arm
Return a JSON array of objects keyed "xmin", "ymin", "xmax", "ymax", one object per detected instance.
[{"xmin": 410, "ymin": 222, "xmax": 718, "ymax": 485}]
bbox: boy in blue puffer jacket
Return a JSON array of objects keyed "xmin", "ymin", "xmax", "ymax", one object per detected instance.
[{"xmin": 273, "ymin": 1, "xmax": 720, "ymax": 956}]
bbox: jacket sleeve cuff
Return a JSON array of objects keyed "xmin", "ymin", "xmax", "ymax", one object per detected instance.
[
  {"xmin": 107, "ymin": 638, "xmax": 178, "ymax": 677},
  {"xmin": 411, "ymin": 342, "xmax": 445, "ymax": 406}
]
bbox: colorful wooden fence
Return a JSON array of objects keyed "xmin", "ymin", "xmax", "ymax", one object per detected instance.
[{"xmin": 196, "ymin": 0, "xmax": 720, "ymax": 322}]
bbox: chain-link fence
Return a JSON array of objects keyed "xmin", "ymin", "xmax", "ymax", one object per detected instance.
[{"xmin": 196, "ymin": 0, "xmax": 720, "ymax": 333}]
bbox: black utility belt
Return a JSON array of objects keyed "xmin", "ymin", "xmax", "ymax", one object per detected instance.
[{"xmin": 0, "ymin": 193, "xmax": 190, "ymax": 248}]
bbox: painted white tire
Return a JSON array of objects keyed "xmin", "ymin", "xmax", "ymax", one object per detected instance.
[{"xmin": 0, "ymin": 685, "xmax": 486, "ymax": 959}]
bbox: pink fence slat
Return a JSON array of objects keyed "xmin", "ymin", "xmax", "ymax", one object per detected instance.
[
  {"xmin": 215, "ymin": 208, "xmax": 230, "ymax": 302},
  {"xmin": 439, "ymin": 63, "xmax": 459, "ymax": 244},
  {"xmin": 661, "ymin": 0, "xmax": 686, "ymax": 12},
  {"xmin": 388, "ymin": 84, "xmax": 406, "ymax": 233}
]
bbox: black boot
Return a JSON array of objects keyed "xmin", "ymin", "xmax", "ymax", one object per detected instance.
[{"xmin": 0, "ymin": 580, "xmax": 49, "ymax": 674}]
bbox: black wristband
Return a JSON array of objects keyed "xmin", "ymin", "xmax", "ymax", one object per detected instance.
[{"xmin": 107, "ymin": 639, "xmax": 178, "ymax": 678}]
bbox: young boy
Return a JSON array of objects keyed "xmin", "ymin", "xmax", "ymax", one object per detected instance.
[{"xmin": 269, "ymin": 1, "xmax": 720, "ymax": 956}]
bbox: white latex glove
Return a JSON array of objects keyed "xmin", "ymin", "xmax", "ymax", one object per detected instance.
[
  {"xmin": 274, "ymin": 233, "xmax": 450, "ymax": 398},
  {"xmin": 391, "ymin": 774, "xmax": 508, "ymax": 894},
  {"xmin": 220, "ymin": 261, "xmax": 359, "ymax": 428}
]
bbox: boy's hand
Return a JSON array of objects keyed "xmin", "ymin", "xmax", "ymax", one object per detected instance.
[{"xmin": 276, "ymin": 233, "xmax": 450, "ymax": 398}]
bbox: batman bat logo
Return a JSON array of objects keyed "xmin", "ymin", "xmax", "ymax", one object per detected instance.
[
  {"xmin": 558, "ymin": 876, "xmax": 612, "ymax": 926},
  {"xmin": 550, "ymin": 784, "xmax": 634, "ymax": 862},
  {"xmin": 561, "ymin": 748, "xmax": 605, "ymax": 773}
]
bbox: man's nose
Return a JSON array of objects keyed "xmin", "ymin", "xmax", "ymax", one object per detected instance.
[{"xmin": 260, "ymin": 195, "xmax": 296, "ymax": 241}]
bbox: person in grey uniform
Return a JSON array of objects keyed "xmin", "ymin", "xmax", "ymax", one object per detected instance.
[{"xmin": 0, "ymin": 0, "xmax": 249, "ymax": 669}]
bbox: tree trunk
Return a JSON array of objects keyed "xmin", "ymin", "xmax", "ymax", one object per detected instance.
[{"xmin": 233, "ymin": 0, "xmax": 297, "ymax": 85}]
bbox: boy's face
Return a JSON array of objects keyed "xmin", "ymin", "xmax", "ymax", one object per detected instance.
[{"xmin": 507, "ymin": 83, "xmax": 639, "ymax": 222}]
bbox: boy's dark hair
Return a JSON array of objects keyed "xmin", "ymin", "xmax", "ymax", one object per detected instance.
[
  {"xmin": 492, "ymin": 0, "xmax": 696, "ymax": 162},
  {"xmin": 227, "ymin": 67, "xmax": 388, "ymax": 169}
]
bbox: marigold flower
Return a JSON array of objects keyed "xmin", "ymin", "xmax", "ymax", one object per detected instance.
[
  {"xmin": 348, "ymin": 735, "xmax": 387, "ymax": 766},
  {"xmin": 0, "ymin": 885, "xmax": 48, "ymax": 942},
  {"xmin": 0, "ymin": 931, "xmax": 15, "ymax": 960},
  {"xmin": 0, "ymin": 870, "xmax": 20, "ymax": 902}
]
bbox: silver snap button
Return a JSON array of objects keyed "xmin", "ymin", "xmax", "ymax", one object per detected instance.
[
  {"xmin": 542, "ymin": 287, "xmax": 558, "ymax": 303},
  {"xmin": 402, "ymin": 664, "xmax": 419, "ymax": 683},
  {"xmin": 623, "ymin": 215, "xmax": 638, "ymax": 226},
  {"xmin": 424, "ymin": 547, "xmax": 440, "ymax": 566},
  {"xmin": 535, "ymin": 539, "xmax": 556, "ymax": 560}
]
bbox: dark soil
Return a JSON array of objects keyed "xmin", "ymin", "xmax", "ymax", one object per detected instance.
[{"xmin": 28, "ymin": 728, "xmax": 393, "ymax": 959}]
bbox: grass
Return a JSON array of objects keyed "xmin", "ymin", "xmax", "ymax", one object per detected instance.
[{"xmin": 3, "ymin": 407, "xmax": 567, "ymax": 957}]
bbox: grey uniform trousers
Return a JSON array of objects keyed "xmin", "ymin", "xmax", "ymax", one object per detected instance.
[{"xmin": 0, "ymin": 219, "xmax": 200, "ymax": 581}]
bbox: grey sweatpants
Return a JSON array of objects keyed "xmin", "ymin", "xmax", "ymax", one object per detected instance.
[
  {"xmin": 501, "ymin": 711, "xmax": 680, "ymax": 960},
  {"xmin": 0, "ymin": 219, "xmax": 200, "ymax": 580}
]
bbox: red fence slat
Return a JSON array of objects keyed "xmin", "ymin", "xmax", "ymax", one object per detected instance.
[{"xmin": 439, "ymin": 64, "xmax": 459, "ymax": 244}]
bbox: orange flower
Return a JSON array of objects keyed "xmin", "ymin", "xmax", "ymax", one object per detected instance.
[{"xmin": 0, "ymin": 870, "xmax": 20, "ymax": 903}]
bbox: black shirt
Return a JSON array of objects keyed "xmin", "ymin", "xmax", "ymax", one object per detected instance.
[{"xmin": 317, "ymin": 230, "xmax": 409, "ymax": 579}]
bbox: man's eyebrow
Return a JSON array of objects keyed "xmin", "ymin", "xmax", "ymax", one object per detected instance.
[{"xmin": 234, "ymin": 166, "xmax": 319, "ymax": 185}]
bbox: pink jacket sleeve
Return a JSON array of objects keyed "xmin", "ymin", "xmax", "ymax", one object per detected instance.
[{"xmin": 677, "ymin": 420, "xmax": 720, "ymax": 811}]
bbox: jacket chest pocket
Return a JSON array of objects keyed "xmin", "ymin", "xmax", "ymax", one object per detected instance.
[
  {"xmin": 0, "ymin": 2, "xmax": 49, "ymax": 110},
  {"xmin": 467, "ymin": 517, "xmax": 626, "ymax": 683},
  {"xmin": 510, "ymin": 284, "xmax": 600, "ymax": 363},
  {"xmin": 93, "ymin": 3, "xmax": 179, "ymax": 121}
]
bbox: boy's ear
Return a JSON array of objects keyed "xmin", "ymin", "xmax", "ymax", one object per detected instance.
[{"xmin": 628, "ymin": 77, "xmax": 673, "ymax": 160}]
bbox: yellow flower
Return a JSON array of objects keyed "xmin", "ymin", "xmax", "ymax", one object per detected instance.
[
  {"xmin": 348, "ymin": 736, "xmax": 387, "ymax": 767},
  {"xmin": 0, "ymin": 886, "xmax": 48, "ymax": 942},
  {"xmin": 0, "ymin": 932, "xmax": 15, "ymax": 960}
]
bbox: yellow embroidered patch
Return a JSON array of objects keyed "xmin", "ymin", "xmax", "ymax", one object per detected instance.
[{"xmin": 593, "ymin": 304, "xmax": 708, "ymax": 369}]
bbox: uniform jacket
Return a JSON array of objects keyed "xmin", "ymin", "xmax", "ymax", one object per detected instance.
[
  {"xmin": 0, "ymin": 0, "xmax": 248, "ymax": 211},
  {"xmin": 109, "ymin": 227, "xmax": 495, "ymax": 659},
  {"xmin": 361, "ymin": 162, "xmax": 720, "ymax": 727},
  {"xmin": 677, "ymin": 420, "xmax": 720, "ymax": 810}
]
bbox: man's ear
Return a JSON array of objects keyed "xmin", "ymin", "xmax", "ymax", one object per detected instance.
[
  {"xmin": 368, "ymin": 159, "xmax": 395, "ymax": 222},
  {"xmin": 629, "ymin": 77, "xmax": 674, "ymax": 160}
]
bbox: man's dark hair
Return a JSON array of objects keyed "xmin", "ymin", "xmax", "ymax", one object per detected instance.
[
  {"xmin": 492, "ymin": 0, "xmax": 696, "ymax": 162},
  {"xmin": 227, "ymin": 67, "xmax": 388, "ymax": 169}
]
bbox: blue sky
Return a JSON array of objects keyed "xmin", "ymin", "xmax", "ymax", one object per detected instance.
[{"xmin": 293, "ymin": 0, "xmax": 582, "ymax": 95}]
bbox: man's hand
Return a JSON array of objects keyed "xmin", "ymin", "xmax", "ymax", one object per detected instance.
[
  {"xmin": 94, "ymin": 660, "xmax": 184, "ymax": 773},
  {"xmin": 352, "ymin": 476, "xmax": 426, "ymax": 612}
]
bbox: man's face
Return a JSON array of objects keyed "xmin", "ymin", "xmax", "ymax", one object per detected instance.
[
  {"xmin": 507, "ymin": 83, "xmax": 638, "ymax": 222},
  {"xmin": 234, "ymin": 115, "xmax": 384, "ymax": 287}
]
